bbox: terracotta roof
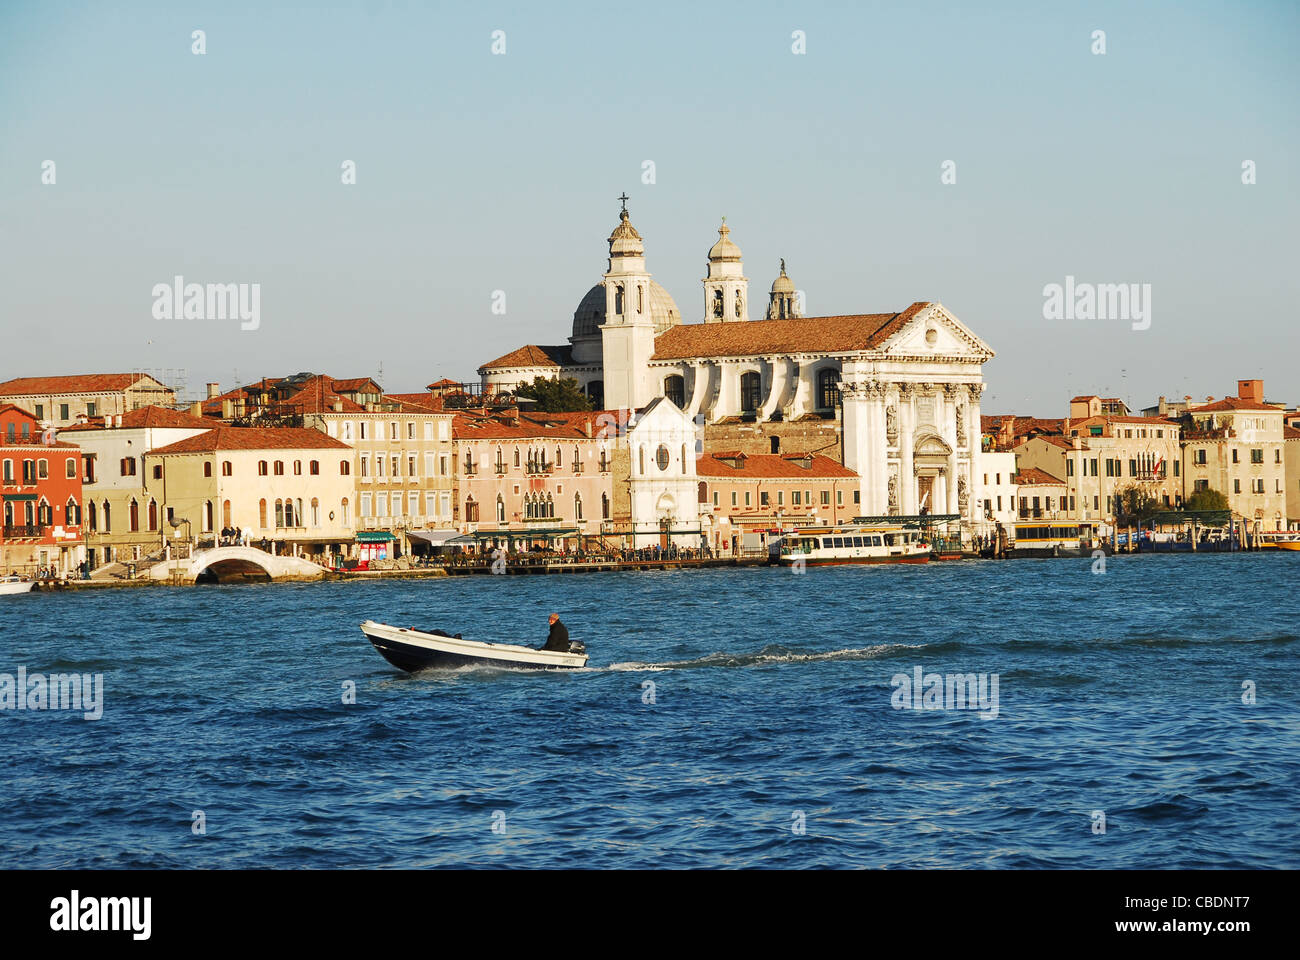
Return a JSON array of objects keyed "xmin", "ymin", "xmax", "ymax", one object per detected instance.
[
  {"xmin": 149, "ymin": 427, "xmax": 351, "ymax": 455},
  {"xmin": 0, "ymin": 438, "xmax": 80, "ymax": 450},
  {"xmin": 0, "ymin": 373, "xmax": 167, "ymax": 396},
  {"xmin": 283, "ymin": 378, "xmax": 367, "ymax": 414},
  {"xmin": 1195, "ymin": 397, "xmax": 1284, "ymax": 413},
  {"xmin": 453, "ymin": 409, "xmax": 628, "ymax": 441},
  {"xmin": 1070, "ymin": 395, "xmax": 1099, "ymax": 402},
  {"xmin": 479, "ymin": 345, "xmax": 574, "ymax": 370},
  {"xmin": 60, "ymin": 405, "xmax": 212, "ymax": 431},
  {"xmin": 426, "ymin": 378, "xmax": 461, "ymax": 389},
  {"xmin": 697, "ymin": 452, "xmax": 857, "ymax": 479},
  {"xmin": 380, "ymin": 393, "xmax": 448, "ymax": 414},
  {"xmin": 329, "ymin": 377, "xmax": 382, "ymax": 394},
  {"xmin": 1283, "ymin": 426, "xmax": 1300, "ymax": 440},
  {"xmin": 0, "ymin": 403, "xmax": 38, "ymax": 420},
  {"xmin": 1012, "ymin": 467, "xmax": 1064, "ymax": 486},
  {"xmin": 650, "ymin": 303, "xmax": 932, "ymax": 360}
]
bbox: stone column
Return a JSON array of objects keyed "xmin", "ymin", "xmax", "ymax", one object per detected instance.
[{"xmin": 899, "ymin": 384, "xmax": 915, "ymax": 514}]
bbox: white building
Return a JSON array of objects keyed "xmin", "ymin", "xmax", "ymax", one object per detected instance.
[
  {"xmin": 623, "ymin": 397, "xmax": 702, "ymax": 548},
  {"xmin": 478, "ymin": 201, "xmax": 996, "ymax": 530}
]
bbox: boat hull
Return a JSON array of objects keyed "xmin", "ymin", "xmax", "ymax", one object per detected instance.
[
  {"xmin": 360, "ymin": 620, "xmax": 587, "ymax": 672},
  {"xmin": 777, "ymin": 554, "xmax": 929, "ymax": 566},
  {"xmin": 0, "ymin": 580, "xmax": 35, "ymax": 596}
]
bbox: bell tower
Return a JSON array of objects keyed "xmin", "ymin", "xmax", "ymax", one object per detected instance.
[
  {"xmin": 600, "ymin": 195, "xmax": 657, "ymax": 410},
  {"xmin": 702, "ymin": 218, "xmax": 749, "ymax": 323}
]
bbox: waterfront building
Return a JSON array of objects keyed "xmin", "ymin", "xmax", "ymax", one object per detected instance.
[
  {"xmin": 0, "ymin": 404, "xmax": 85, "ymax": 576},
  {"xmin": 145, "ymin": 427, "xmax": 355, "ymax": 565},
  {"xmin": 1182, "ymin": 381, "xmax": 1288, "ymax": 529},
  {"xmin": 978, "ymin": 450, "xmax": 1019, "ymax": 531},
  {"xmin": 1286, "ymin": 426, "xmax": 1300, "ymax": 529},
  {"xmin": 617, "ymin": 397, "xmax": 704, "ymax": 549},
  {"xmin": 58, "ymin": 406, "xmax": 212, "ymax": 570},
  {"xmin": 451, "ymin": 405, "xmax": 618, "ymax": 552},
  {"xmin": 0, "ymin": 373, "xmax": 176, "ymax": 428},
  {"xmin": 301, "ymin": 385, "xmax": 456, "ymax": 558},
  {"xmin": 695, "ymin": 451, "xmax": 858, "ymax": 553},
  {"xmin": 1011, "ymin": 467, "xmax": 1068, "ymax": 520},
  {"xmin": 476, "ymin": 201, "xmax": 995, "ymax": 532}
]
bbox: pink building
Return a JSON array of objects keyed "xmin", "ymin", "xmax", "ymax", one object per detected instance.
[{"xmin": 453, "ymin": 408, "xmax": 620, "ymax": 552}]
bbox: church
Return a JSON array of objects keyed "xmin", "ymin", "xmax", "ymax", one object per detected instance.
[{"xmin": 478, "ymin": 199, "xmax": 996, "ymax": 526}]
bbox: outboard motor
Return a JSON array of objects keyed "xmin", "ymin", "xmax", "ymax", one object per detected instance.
[{"xmin": 568, "ymin": 640, "xmax": 587, "ymax": 656}]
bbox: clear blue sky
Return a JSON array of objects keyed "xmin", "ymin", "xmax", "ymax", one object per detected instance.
[{"xmin": 2, "ymin": 0, "xmax": 1297, "ymax": 414}]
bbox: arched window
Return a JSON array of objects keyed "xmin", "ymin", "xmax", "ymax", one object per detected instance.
[
  {"xmin": 546, "ymin": 494, "xmax": 554, "ymax": 518},
  {"xmin": 203, "ymin": 462, "xmax": 212, "ymax": 478},
  {"xmin": 223, "ymin": 500, "xmax": 232, "ymax": 528},
  {"xmin": 147, "ymin": 499, "xmax": 158, "ymax": 531},
  {"xmin": 497, "ymin": 495, "xmax": 505, "ymax": 523},
  {"xmin": 712, "ymin": 289, "xmax": 724, "ymax": 318},
  {"xmin": 341, "ymin": 498, "xmax": 349, "ymax": 525},
  {"xmin": 638, "ymin": 446, "xmax": 646, "ymax": 475},
  {"xmin": 574, "ymin": 492, "xmax": 583, "ymax": 520},
  {"xmin": 310, "ymin": 460, "xmax": 320, "ymax": 475},
  {"xmin": 664, "ymin": 375, "xmax": 685, "ymax": 408},
  {"xmin": 129, "ymin": 499, "xmax": 140, "ymax": 532},
  {"xmin": 311, "ymin": 498, "xmax": 319, "ymax": 527},
  {"xmin": 258, "ymin": 460, "xmax": 268, "ymax": 476},
  {"xmin": 818, "ymin": 369, "xmax": 841, "ymax": 409},
  {"xmin": 637, "ymin": 284, "xmax": 644, "ymax": 314},
  {"xmin": 274, "ymin": 461, "xmax": 284, "ymax": 476},
  {"xmin": 66, "ymin": 498, "xmax": 80, "ymax": 526},
  {"xmin": 698, "ymin": 481, "xmax": 708, "ymax": 503},
  {"xmin": 601, "ymin": 493, "xmax": 610, "ymax": 520},
  {"xmin": 615, "ymin": 284, "xmax": 624, "ymax": 315},
  {"xmin": 734, "ymin": 291, "xmax": 743, "ymax": 318},
  {"xmin": 259, "ymin": 499, "xmax": 268, "ymax": 528},
  {"xmin": 740, "ymin": 371, "xmax": 762, "ymax": 413},
  {"xmin": 37, "ymin": 500, "xmax": 52, "ymax": 526},
  {"xmin": 222, "ymin": 461, "xmax": 233, "ymax": 476},
  {"xmin": 340, "ymin": 460, "xmax": 351, "ymax": 476},
  {"xmin": 203, "ymin": 501, "xmax": 214, "ymax": 532},
  {"xmin": 102, "ymin": 501, "xmax": 111, "ymax": 532},
  {"xmin": 87, "ymin": 500, "xmax": 97, "ymax": 532},
  {"xmin": 275, "ymin": 500, "xmax": 284, "ymax": 528},
  {"xmin": 293, "ymin": 460, "xmax": 302, "ymax": 475},
  {"xmin": 514, "ymin": 448, "xmax": 521, "ymax": 467}
]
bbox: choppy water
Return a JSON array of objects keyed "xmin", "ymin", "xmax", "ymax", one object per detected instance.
[{"xmin": 1, "ymin": 554, "xmax": 1297, "ymax": 868}]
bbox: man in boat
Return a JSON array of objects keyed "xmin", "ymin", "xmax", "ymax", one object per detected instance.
[{"xmin": 542, "ymin": 613, "xmax": 570, "ymax": 652}]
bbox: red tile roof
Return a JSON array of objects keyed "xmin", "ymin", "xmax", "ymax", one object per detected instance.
[
  {"xmin": 1195, "ymin": 396, "xmax": 1284, "ymax": 413},
  {"xmin": 1283, "ymin": 426, "xmax": 1300, "ymax": 440},
  {"xmin": 697, "ymin": 452, "xmax": 857, "ymax": 479},
  {"xmin": 149, "ymin": 427, "xmax": 351, "ymax": 454},
  {"xmin": 0, "ymin": 373, "xmax": 168, "ymax": 396},
  {"xmin": 479, "ymin": 345, "xmax": 574, "ymax": 370},
  {"xmin": 453, "ymin": 409, "xmax": 628, "ymax": 440},
  {"xmin": 650, "ymin": 303, "xmax": 932, "ymax": 360},
  {"xmin": 426, "ymin": 378, "xmax": 461, "ymax": 389},
  {"xmin": 1012, "ymin": 467, "xmax": 1064, "ymax": 486},
  {"xmin": 60, "ymin": 405, "xmax": 211, "ymax": 432}
]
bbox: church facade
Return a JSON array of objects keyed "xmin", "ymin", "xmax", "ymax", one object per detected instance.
[{"xmin": 478, "ymin": 202, "xmax": 996, "ymax": 528}]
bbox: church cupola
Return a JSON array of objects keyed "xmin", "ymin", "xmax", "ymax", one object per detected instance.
[
  {"xmin": 766, "ymin": 259, "xmax": 801, "ymax": 319},
  {"xmin": 702, "ymin": 218, "xmax": 748, "ymax": 323}
]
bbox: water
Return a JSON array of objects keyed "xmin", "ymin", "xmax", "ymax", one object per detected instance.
[{"xmin": 1, "ymin": 555, "xmax": 1296, "ymax": 868}]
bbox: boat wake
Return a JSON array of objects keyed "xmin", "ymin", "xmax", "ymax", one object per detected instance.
[{"xmin": 605, "ymin": 642, "xmax": 919, "ymax": 672}]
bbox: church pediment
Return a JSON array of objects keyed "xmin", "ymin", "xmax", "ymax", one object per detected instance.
[
  {"xmin": 914, "ymin": 433, "xmax": 952, "ymax": 457},
  {"xmin": 879, "ymin": 303, "xmax": 995, "ymax": 362}
]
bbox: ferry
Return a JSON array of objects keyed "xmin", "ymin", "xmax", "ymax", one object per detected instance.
[
  {"xmin": 1011, "ymin": 520, "xmax": 1111, "ymax": 558},
  {"xmin": 774, "ymin": 524, "xmax": 930, "ymax": 566}
]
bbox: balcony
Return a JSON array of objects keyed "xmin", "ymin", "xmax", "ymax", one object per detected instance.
[{"xmin": 2, "ymin": 524, "xmax": 45, "ymax": 539}]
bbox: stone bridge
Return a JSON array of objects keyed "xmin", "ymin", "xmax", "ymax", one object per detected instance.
[{"xmin": 149, "ymin": 546, "xmax": 330, "ymax": 583}]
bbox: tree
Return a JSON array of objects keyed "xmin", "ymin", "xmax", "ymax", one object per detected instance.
[
  {"xmin": 1184, "ymin": 487, "xmax": 1229, "ymax": 513},
  {"xmin": 1113, "ymin": 484, "xmax": 1161, "ymax": 524},
  {"xmin": 514, "ymin": 376, "xmax": 592, "ymax": 412}
]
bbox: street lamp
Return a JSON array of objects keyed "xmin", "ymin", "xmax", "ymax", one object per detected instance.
[{"xmin": 168, "ymin": 516, "xmax": 193, "ymax": 556}]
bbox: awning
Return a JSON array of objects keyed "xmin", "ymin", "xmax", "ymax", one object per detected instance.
[
  {"xmin": 356, "ymin": 531, "xmax": 395, "ymax": 542},
  {"xmin": 406, "ymin": 528, "xmax": 462, "ymax": 545},
  {"xmin": 3, "ymin": 494, "xmax": 37, "ymax": 502}
]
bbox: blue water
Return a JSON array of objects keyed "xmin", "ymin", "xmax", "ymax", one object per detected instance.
[{"xmin": 1, "ymin": 554, "xmax": 1297, "ymax": 868}]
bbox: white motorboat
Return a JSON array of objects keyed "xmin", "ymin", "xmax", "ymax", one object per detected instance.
[
  {"xmin": 360, "ymin": 620, "xmax": 588, "ymax": 672},
  {"xmin": 774, "ymin": 524, "xmax": 931, "ymax": 566},
  {"xmin": 0, "ymin": 577, "xmax": 36, "ymax": 596}
]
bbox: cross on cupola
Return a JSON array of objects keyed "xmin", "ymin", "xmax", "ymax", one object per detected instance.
[{"xmin": 618, "ymin": 192, "xmax": 629, "ymax": 212}]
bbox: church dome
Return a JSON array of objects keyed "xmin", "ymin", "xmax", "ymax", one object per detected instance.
[
  {"xmin": 571, "ymin": 280, "xmax": 682, "ymax": 338},
  {"xmin": 707, "ymin": 220, "xmax": 742, "ymax": 262},
  {"xmin": 770, "ymin": 259, "xmax": 795, "ymax": 294}
]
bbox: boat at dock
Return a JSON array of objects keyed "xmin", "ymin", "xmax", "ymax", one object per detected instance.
[
  {"xmin": 773, "ymin": 524, "xmax": 930, "ymax": 566},
  {"xmin": 0, "ymin": 576, "xmax": 36, "ymax": 596},
  {"xmin": 1010, "ymin": 520, "xmax": 1112, "ymax": 558},
  {"xmin": 360, "ymin": 620, "xmax": 588, "ymax": 671}
]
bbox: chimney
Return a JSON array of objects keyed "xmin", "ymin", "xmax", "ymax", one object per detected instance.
[
  {"xmin": 1237, "ymin": 379, "xmax": 1263, "ymax": 403},
  {"xmin": 584, "ymin": 418, "xmax": 593, "ymax": 439},
  {"xmin": 222, "ymin": 399, "xmax": 234, "ymax": 419},
  {"xmin": 333, "ymin": 400, "xmax": 344, "ymax": 412},
  {"xmin": 189, "ymin": 401, "xmax": 202, "ymax": 417},
  {"xmin": 206, "ymin": 382, "xmax": 220, "ymax": 399}
]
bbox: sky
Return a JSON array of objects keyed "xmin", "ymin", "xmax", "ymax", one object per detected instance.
[{"xmin": 2, "ymin": 0, "xmax": 1297, "ymax": 415}]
